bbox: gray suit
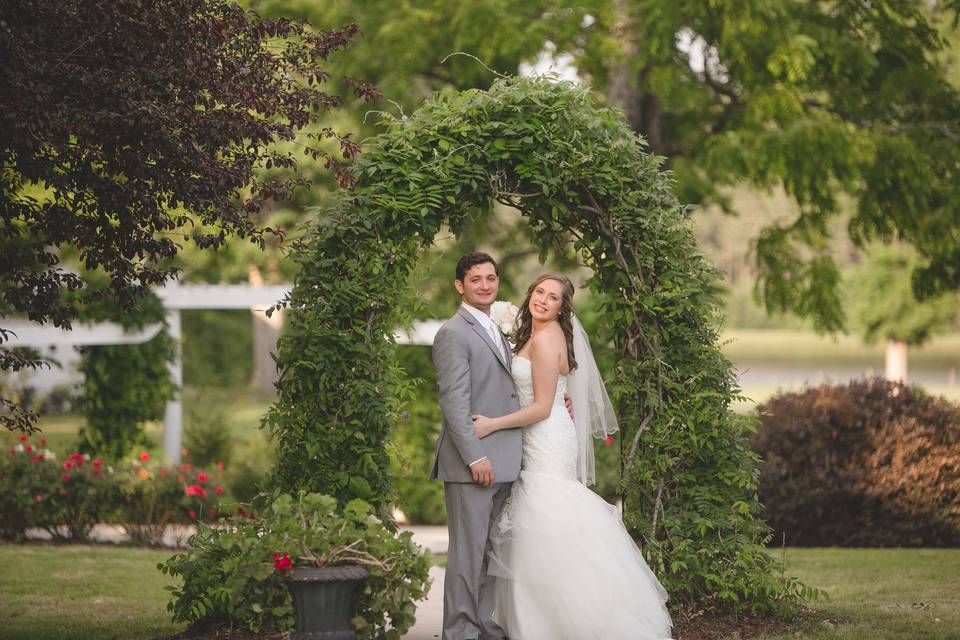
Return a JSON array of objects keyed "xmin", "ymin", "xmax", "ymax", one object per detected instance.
[{"xmin": 431, "ymin": 306, "xmax": 521, "ymax": 640}]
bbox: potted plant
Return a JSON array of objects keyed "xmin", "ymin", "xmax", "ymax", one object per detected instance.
[{"xmin": 160, "ymin": 490, "xmax": 432, "ymax": 640}]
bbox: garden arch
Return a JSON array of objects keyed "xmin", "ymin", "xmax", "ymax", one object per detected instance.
[{"xmin": 264, "ymin": 76, "xmax": 804, "ymax": 609}]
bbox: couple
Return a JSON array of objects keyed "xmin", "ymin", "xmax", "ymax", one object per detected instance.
[{"xmin": 430, "ymin": 252, "xmax": 673, "ymax": 640}]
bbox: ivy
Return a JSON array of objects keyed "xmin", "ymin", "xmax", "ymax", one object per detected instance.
[{"xmin": 265, "ymin": 76, "xmax": 811, "ymax": 611}]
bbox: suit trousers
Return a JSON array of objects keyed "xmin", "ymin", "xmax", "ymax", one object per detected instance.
[{"xmin": 442, "ymin": 480, "xmax": 512, "ymax": 640}]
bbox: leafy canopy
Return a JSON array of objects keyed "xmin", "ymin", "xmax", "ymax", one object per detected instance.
[{"xmin": 0, "ymin": 0, "xmax": 379, "ymax": 430}]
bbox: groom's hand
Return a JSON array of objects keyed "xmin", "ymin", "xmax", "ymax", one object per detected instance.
[{"xmin": 470, "ymin": 458, "xmax": 495, "ymax": 487}]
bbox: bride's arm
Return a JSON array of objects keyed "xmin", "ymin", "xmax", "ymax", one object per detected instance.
[{"xmin": 472, "ymin": 331, "xmax": 561, "ymax": 437}]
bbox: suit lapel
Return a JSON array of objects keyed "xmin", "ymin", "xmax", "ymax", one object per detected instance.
[{"xmin": 457, "ymin": 307, "xmax": 510, "ymax": 372}]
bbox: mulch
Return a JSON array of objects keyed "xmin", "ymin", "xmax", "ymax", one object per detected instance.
[{"xmin": 162, "ymin": 606, "xmax": 836, "ymax": 639}]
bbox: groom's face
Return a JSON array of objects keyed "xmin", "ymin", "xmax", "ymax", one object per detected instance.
[{"xmin": 455, "ymin": 262, "xmax": 499, "ymax": 312}]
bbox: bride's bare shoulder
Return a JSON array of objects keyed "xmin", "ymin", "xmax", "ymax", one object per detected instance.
[{"xmin": 529, "ymin": 323, "xmax": 565, "ymax": 354}]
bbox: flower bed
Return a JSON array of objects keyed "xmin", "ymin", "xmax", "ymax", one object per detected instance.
[{"xmin": 1, "ymin": 435, "xmax": 234, "ymax": 544}]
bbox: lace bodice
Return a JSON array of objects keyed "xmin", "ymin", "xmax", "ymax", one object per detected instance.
[{"xmin": 511, "ymin": 356, "xmax": 577, "ymax": 480}]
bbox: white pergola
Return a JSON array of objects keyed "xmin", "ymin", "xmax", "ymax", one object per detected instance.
[{"xmin": 3, "ymin": 282, "xmax": 441, "ymax": 464}]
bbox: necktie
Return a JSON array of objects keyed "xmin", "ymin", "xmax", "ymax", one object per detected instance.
[{"xmin": 486, "ymin": 320, "xmax": 505, "ymax": 361}]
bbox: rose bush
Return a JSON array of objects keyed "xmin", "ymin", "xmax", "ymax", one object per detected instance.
[{"xmin": 0, "ymin": 437, "xmax": 232, "ymax": 543}]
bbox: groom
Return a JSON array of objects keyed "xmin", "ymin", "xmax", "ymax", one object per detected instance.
[{"xmin": 430, "ymin": 252, "xmax": 520, "ymax": 640}]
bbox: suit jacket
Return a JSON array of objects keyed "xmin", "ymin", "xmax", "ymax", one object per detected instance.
[{"xmin": 430, "ymin": 306, "xmax": 522, "ymax": 483}]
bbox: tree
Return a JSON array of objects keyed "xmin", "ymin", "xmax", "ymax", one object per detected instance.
[
  {"xmin": 0, "ymin": 0, "xmax": 380, "ymax": 431},
  {"xmin": 850, "ymin": 245, "xmax": 959, "ymax": 382},
  {"xmin": 254, "ymin": 0, "xmax": 960, "ymax": 332}
]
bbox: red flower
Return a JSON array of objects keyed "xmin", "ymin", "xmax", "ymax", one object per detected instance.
[
  {"xmin": 188, "ymin": 510, "xmax": 197, "ymax": 519},
  {"xmin": 177, "ymin": 473, "xmax": 186, "ymax": 482},
  {"xmin": 236, "ymin": 506, "xmax": 247, "ymax": 517},
  {"xmin": 63, "ymin": 461, "xmax": 73, "ymax": 470},
  {"xmin": 210, "ymin": 510, "xmax": 218, "ymax": 518},
  {"xmin": 18, "ymin": 435, "xmax": 28, "ymax": 442},
  {"xmin": 604, "ymin": 435, "xmax": 615, "ymax": 446},
  {"xmin": 185, "ymin": 485, "xmax": 207, "ymax": 497},
  {"xmin": 197, "ymin": 472, "xmax": 209, "ymax": 483},
  {"xmin": 30, "ymin": 454, "xmax": 43, "ymax": 462},
  {"xmin": 61, "ymin": 473, "xmax": 71, "ymax": 481},
  {"xmin": 159, "ymin": 467, "xmax": 169, "ymax": 477},
  {"xmin": 39, "ymin": 438, "xmax": 47, "ymax": 446},
  {"xmin": 9, "ymin": 447, "xmax": 16, "ymax": 454},
  {"xmin": 139, "ymin": 452, "xmax": 150, "ymax": 462},
  {"xmin": 34, "ymin": 494, "xmax": 42, "ymax": 502},
  {"xmin": 214, "ymin": 486, "xmax": 224, "ymax": 495},
  {"xmin": 25, "ymin": 444, "xmax": 34, "ymax": 452},
  {"xmin": 216, "ymin": 461, "xmax": 225, "ymax": 469},
  {"xmin": 273, "ymin": 552, "xmax": 293, "ymax": 575},
  {"xmin": 67, "ymin": 452, "xmax": 85, "ymax": 466},
  {"xmin": 92, "ymin": 459, "xmax": 103, "ymax": 469}
]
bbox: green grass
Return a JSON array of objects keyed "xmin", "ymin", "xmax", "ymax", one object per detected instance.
[
  {"xmin": 1, "ymin": 545, "xmax": 957, "ymax": 640},
  {"xmin": 762, "ymin": 548, "xmax": 960, "ymax": 640},
  {"xmin": 0, "ymin": 544, "xmax": 185, "ymax": 640}
]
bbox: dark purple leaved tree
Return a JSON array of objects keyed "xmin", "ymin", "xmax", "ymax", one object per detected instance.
[{"xmin": 0, "ymin": 0, "xmax": 379, "ymax": 431}]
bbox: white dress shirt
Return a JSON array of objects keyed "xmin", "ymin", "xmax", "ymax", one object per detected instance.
[{"xmin": 459, "ymin": 302, "xmax": 506, "ymax": 467}]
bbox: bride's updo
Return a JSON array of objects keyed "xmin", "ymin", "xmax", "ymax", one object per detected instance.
[{"xmin": 513, "ymin": 272, "xmax": 578, "ymax": 372}]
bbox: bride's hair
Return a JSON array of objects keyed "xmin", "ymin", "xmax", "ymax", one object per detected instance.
[{"xmin": 513, "ymin": 272, "xmax": 578, "ymax": 372}]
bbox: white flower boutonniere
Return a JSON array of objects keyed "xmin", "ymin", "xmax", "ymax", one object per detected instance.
[{"xmin": 490, "ymin": 300, "xmax": 520, "ymax": 343}]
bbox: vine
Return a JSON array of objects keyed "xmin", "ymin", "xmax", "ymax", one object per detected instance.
[{"xmin": 265, "ymin": 76, "xmax": 813, "ymax": 611}]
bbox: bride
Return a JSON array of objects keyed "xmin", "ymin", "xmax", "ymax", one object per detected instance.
[{"xmin": 471, "ymin": 273, "xmax": 673, "ymax": 640}]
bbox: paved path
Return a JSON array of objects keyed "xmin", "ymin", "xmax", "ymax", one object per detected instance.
[{"xmin": 25, "ymin": 523, "xmax": 449, "ymax": 639}]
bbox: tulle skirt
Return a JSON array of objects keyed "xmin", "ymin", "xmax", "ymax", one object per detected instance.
[{"xmin": 489, "ymin": 470, "xmax": 673, "ymax": 640}]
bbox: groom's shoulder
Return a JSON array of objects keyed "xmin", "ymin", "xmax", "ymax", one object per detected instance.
[{"xmin": 438, "ymin": 310, "xmax": 468, "ymax": 336}]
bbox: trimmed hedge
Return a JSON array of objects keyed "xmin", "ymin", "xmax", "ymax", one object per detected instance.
[{"xmin": 752, "ymin": 378, "xmax": 960, "ymax": 546}]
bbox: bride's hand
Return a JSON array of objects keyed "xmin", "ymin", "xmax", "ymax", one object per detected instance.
[{"xmin": 471, "ymin": 415, "xmax": 495, "ymax": 439}]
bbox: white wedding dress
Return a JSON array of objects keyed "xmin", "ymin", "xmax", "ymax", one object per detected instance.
[{"xmin": 489, "ymin": 356, "xmax": 673, "ymax": 640}]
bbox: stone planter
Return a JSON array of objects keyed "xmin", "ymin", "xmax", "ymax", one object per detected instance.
[{"xmin": 285, "ymin": 565, "xmax": 369, "ymax": 640}]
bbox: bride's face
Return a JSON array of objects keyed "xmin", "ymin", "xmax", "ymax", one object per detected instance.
[{"xmin": 528, "ymin": 278, "xmax": 564, "ymax": 322}]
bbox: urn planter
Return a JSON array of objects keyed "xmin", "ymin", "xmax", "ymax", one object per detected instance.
[{"xmin": 285, "ymin": 565, "xmax": 369, "ymax": 640}]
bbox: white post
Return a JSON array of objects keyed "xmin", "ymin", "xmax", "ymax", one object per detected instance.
[
  {"xmin": 885, "ymin": 339, "xmax": 908, "ymax": 383},
  {"xmin": 163, "ymin": 308, "xmax": 183, "ymax": 465}
]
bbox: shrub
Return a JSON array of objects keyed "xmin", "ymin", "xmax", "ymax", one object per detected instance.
[
  {"xmin": 116, "ymin": 455, "xmax": 230, "ymax": 545},
  {"xmin": 159, "ymin": 491, "xmax": 432, "ymax": 639},
  {"xmin": 0, "ymin": 438, "xmax": 231, "ymax": 544},
  {"xmin": 752, "ymin": 378, "xmax": 960, "ymax": 546},
  {"xmin": 0, "ymin": 437, "xmax": 115, "ymax": 541}
]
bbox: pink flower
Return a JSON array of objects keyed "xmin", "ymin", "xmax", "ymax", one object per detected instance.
[
  {"xmin": 61, "ymin": 473, "xmax": 71, "ymax": 481},
  {"xmin": 185, "ymin": 485, "xmax": 207, "ymax": 497},
  {"xmin": 139, "ymin": 452, "xmax": 150, "ymax": 462},
  {"xmin": 273, "ymin": 552, "xmax": 292, "ymax": 575},
  {"xmin": 25, "ymin": 444, "xmax": 34, "ymax": 452},
  {"xmin": 604, "ymin": 435, "xmax": 615, "ymax": 446},
  {"xmin": 188, "ymin": 510, "xmax": 197, "ymax": 519},
  {"xmin": 30, "ymin": 454, "xmax": 43, "ymax": 463},
  {"xmin": 215, "ymin": 461, "xmax": 225, "ymax": 469},
  {"xmin": 63, "ymin": 461, "xmax": 73, "ymax": 470},
  {"xmin": 34, "ymin": 494, "xmax": 42, "ymax": 502},
  {"xmin": 197, "ymin": 472, "xmax": 209, "ymax": 483},
  {"xmin": 92, "ymin": 459, "xmax": 103, "ymax": 469},
  {"xmin": 214, "ymin": 486, "xmax": 224, "ymax": 495},
  {"xmin": 39, "ymin": 437, "xmax": 47, "ymax": 446}
]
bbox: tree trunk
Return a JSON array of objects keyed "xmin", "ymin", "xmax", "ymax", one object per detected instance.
[
  {"xmin": 605, "ymin": 0, "xmax": 666, "ymax": 154},
  {"xmin": 884, "ymin": 339, "xmax": 908, "ymax": 383}
]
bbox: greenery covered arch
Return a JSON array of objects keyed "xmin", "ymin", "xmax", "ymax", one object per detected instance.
[{"xmin": 265, "ymin": 76, "xmax": 809, "ymax": 609}]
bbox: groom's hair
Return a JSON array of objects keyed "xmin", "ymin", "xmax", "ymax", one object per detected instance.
[{"xmin": 455, "ymin": 252, "xmax": 499, "ymax": 282}]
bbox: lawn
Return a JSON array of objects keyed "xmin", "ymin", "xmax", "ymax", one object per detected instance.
[
  {"xmin": 0, "ymin": 544, "xmax": 185, "ymax": 640},
  {"xmin": 1, "ymin": 544, "xmax": 957, "ymax": 640}
]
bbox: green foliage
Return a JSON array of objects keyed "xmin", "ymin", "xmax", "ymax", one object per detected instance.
[
  {"xmin": 182, "ymin": 310, "xmax": 253, "ymax": 387},
  {"xmin": 849, "ymin": 244, "xmax": 960, "ymax": 346},
  {"xmin": 256, "ymin": 0, "xmax": 960, "ymax": 332},
  {"xmin": 76, "ymin": 291, "xmax": 177, "ymax": 461},
  {"xmin": 158, "ymin": 491, "xmax": 432, "ymax": 639},
  {"xmin": 266, "ymin": 76, "xmax": 808, "ymax": 611}
]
